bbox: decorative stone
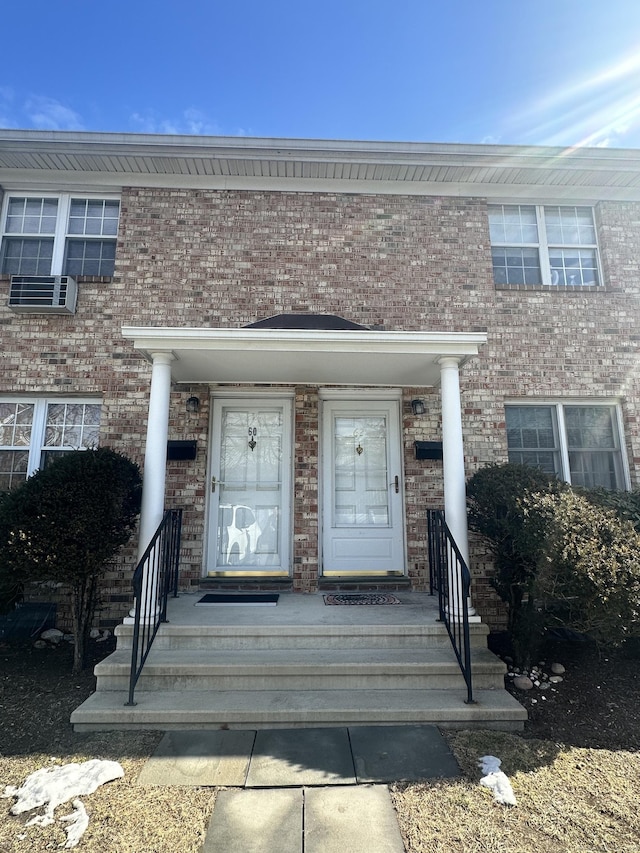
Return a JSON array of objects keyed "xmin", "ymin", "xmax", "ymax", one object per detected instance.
[
  {"xmin": 513, "ymin": 675, "xmax": 534, "ymax": 691},
  {"xmin": 40, "ymin": 628, "xmax": 63, "ymax": 644},
  {"xmin": 551, "ymin": 663, "xmax": 565, "ymax": 675},
  {"xmin": 539, "ymin": 682, "xmax": 550, "ymax": 691},
  {"xmin": 89, "ymin": 629, "xmax": 101, "ymax": 639},
  {"xmin": 33, "ymin": 640, "xmax": 47, "ymax": 649},
  {"xmin": 549, "ymin": 675, "xmax": 563, "ymax": 683}
]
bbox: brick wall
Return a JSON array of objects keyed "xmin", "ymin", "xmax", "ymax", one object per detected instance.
[{"xmin": 2, "ymin": 188, "xmax": 640, "ymax": 629}]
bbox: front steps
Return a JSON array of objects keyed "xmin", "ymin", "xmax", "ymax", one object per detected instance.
[{"xmin": 71, "ymin": 599, "xmax": 526, "ymax": 732}]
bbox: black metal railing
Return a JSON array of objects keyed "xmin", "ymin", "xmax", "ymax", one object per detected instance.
[
  {"xmin": 427, "ymin": 509, "xmax": 474, "ymax": 704},
  {"xmin": 126, "ymin": 508, "xmax": 183, "ymax": 706}
]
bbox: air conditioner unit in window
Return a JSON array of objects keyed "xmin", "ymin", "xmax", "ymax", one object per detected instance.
[{"xmin": 8, "ymin": 276, "xmax": 78, "ymax": 314}]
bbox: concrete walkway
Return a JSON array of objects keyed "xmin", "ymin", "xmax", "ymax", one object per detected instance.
[{"xmin": 135, "ymin": 724, "xmax": 461, "ymax": 852}]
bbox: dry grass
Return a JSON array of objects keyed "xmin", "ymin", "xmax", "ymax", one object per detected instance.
[
  {"xmin": 2, "ymin": 642, "xmax": 639, "ymax": 851},
  {"xmin": 391, "ymin": 730, "xmax": 640, "ymax": 853},
  {"xmin": 0, "ymin": 733, "xmax": 216, "ymax": 853},
  {"xmin": 3, "ymin": 729, "xmax": 639, "ymax": 852}
]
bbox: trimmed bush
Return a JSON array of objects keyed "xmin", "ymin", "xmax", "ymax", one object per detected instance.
[
  {"xmin": 467, "ymin": 462, "xmax": 640, "ymax": 663},
  {"xmin": 466, "ymin": 463, "xmax": 561, "ymax": 663},
  {"xmin": 537, "ymin": 489, "xmax": 640, "ymax": 647},
  {"xmin": 0, "ymin": 448, "xmax": 142, "ymax": 672}
]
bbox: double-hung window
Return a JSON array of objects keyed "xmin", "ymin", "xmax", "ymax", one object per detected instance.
[
  {"xmin": 505, "ymin": 403, "xmax": 627, "ymax": 490},
  {"xmin": 0, "ymin": 194, "xmax": 120, "ymax": 277},
  {"xmin": 0, "ymin": 399, "xmax": 101, "ymax": 492},
  {"xmin": 489, "ymin": 204, "xmax": 600, "ymax": 287}
]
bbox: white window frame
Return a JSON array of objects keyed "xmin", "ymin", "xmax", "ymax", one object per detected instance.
[
  {"xmin": 489, "ymin": 204, "xmax": 601, "ymax": 287},
  {"xmin": 505, "ymin": 400, "xmax": 630, "ymax": 490},
  {"xmin": 0, "ymin": 192, "xmax": 120, "ymax": 277},
  {"xmin": 0, "ymin": 397, "xmax": 102, "ymax": 489}
]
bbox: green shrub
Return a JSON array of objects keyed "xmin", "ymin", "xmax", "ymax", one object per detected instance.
[
  {"xmin": 537, "ymin": 489, "xmax": 640, "ymax": 647},
  {"xmin": 578, "ymin": 487, "xmax": 640, "ymax": 533},
  {"xmin": 467, "ymin": 463, "xmax": 640, "ymax": 662},
  {"xmin": 466, "ymin": 463, "xmax": 562, "ymax": 663},
  {"xmin": 0, "ymin": 448, "xmax": 142, "ymax": 672}
]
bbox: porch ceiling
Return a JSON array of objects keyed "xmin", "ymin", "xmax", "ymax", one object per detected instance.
[{"xmin": 121, "ymin": 327, "xmax": 487, "ymax": 387}]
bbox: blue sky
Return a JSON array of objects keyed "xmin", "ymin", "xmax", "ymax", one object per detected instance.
[{"xmin": 2, "ymin": 1, "xmax": 640, "ymax": 148}]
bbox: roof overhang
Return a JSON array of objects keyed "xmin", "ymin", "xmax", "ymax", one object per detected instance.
[
  {"xmin": 121, "ymin": 327, "xmax": 487, "ymax": 387},
  {"xmin": 3, "ymin": 130, "xmax": 640, "ymax": 201}
]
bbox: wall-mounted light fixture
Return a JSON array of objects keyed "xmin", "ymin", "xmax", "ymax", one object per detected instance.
[
  {"xmin": 411, "ymin": 398, "xmax": 426, "ymax": 416},
  {"xmin": 186, "ymin": 396, "xmax": 200, "ymax": 414}
]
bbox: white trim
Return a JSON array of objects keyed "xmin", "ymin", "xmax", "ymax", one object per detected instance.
[
  {"xmin": 0, "ymin": 190, "xmax": 120, "ymax": 276},
  {"xmin": 122, "ymin": 327, "xmax": 486, "ymax": 388},
  {"xmin": 320, "ymin": 397, "xmax": 406, "ymax": 575},
  {"xmin": 506, "ymin": 396, "xmax": 623, "ymax": 405},
  {"xmin": 4, "ymin": 172, "xmax": 638, "ymax": 202},
  {"xmin": 4, "ymin": 130, "xmax": 640, "ymax": 202},
  {"xmin": 318, "ymin": 388, "xmax": 403, "ymax": 401},
  {"xmin": 0, "ymin": 396, "xmax": 102, "ymax": 481},
  {"xmin": 205, "ymin": 395, "xmax": 294, "ymax": 577},
  {"xmin": 489, "ymin": 203, "xmax": 602, "ymax": 288},
  {"xmin": 505, "ymin": 400, "xmax": 630, "ymax": 490},
  {"xmin": 210, "ymin": 388, "xmax": 296, "ymax": 399}
]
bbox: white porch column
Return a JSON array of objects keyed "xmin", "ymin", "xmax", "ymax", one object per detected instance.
[
  {"xmin": 126, "ymin": 351, "xmax": 174, "ymax": 622},
  {"xmin": 438, "ymin": 356, "xmax": 477, "ymax": 617},
  {"xmin": 137, "ymin": 351, "xmax": 174, "ymax": 560}
]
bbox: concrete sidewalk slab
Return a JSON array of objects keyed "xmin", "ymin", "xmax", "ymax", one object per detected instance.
[
  {"xmin": 202, "ymin": 788, "xmax": 302, "ymax": 853},
  {"xmin": 246, "ymin": 727, "xmax": 356, "ymax": 788},
  {"xmin": 349, "ymin": 724, "xmax": 461, "ymax": 783},
  {"xmin": 135, "ymin": 729, "xmax": 255, "ymax": 787},
  {"xmin": 305, "ymin": 786, "xmax": 406, "ymax": 853}
]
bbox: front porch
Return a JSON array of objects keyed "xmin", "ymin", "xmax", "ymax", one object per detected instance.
[{"xmin": 71, "ymin": 591, "xmax": 526, "ymax": 731}]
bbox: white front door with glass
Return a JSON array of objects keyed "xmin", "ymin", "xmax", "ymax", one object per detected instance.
[
  {"xmin": 322, "ymin": 399, "xmax": 405, "ymax": 575},
  {"xmin": 207, "ymin": 398, "xmax": 292, "ymax": 575}
]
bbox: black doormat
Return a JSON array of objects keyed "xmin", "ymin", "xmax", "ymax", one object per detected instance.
[
  {"xmin": 196, "ymin": 593, "xmax": 279, "ymax": 606},
  {"xmin": 323, "ymin": 593, "xmax": 401, "ymax": 605}
]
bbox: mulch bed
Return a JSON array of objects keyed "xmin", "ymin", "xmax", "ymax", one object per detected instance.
[
  {"xmin": 0, "ymin": 637, "xmax": 117, "ymax": 756},
  {"xmin": 493, "ymin": 633, "xmax": 640, "ymax": 751}
]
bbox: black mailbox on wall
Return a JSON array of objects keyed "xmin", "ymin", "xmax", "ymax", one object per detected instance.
[
  {"xmin": 414, "ymin": 440, "xmax": 443, "ymax": 460},
  {"xmin": 166, "ymin": 440, "xmax": 197, "ymax": 461}
]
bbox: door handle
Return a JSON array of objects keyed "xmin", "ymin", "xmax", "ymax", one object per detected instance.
[
  {"xmin": 394, "ymin": 475, "xmax": 399, "ymax": 494},
  {"xmin": 211, "ymin": 476, "xmax": 216, "ymax": 492}
]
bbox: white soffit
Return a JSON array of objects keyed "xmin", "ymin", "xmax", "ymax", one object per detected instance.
[
  {"xmin": 121, "ymin": 327, "xmax": 487, "ymax": 387},
  {"xmin": 2, "ymin": 130, "xmax": 640, "ymax": 201}
]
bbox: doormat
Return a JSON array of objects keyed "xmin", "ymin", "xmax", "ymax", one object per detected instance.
[
  {"xmin": 196, "ymin": 593, "xmax": 279, "ymax": 606},
  {"xmin": 323, "ymin": 593, "xmax": 401, "ymax": 605}
]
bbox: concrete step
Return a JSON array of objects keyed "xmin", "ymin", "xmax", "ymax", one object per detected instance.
[
  {"xmin": 94, "ymin": 647, "xmax": 507, "ymax": 692},
  {"xmin": 114, "ymin": 621, "xmax": 490, "ymax": 652},
  {"xmin": 71, "ymin": 686, "xmax": 527, "ymax": 732}
]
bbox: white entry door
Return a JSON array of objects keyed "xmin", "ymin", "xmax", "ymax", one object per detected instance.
[
  {"xmin": 322, "ymin": 399, "xmax": 405, "ymax": 574},
  {"xmin": 207, "ymin": 398, "xmax": 292, "ymax": 575}
]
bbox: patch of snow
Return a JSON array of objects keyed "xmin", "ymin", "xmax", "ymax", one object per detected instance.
[
  {"xmin": 3, "ymin": 759, "xmax": 124, "ymax": 844},
  {"xmin": 478, "ymin": 755, "xmax": 517, "ymax": 806},
  {"xmin": 60, "ymin": 799, "xmax": 90, "ymax": 848}
]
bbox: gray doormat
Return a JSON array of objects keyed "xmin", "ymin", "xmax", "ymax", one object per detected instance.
[
  {"xmin": 323, "ymin": 593, "xmax": 401, "ymax": 605},
  {"xmin": 196, "ymin": 593, "xmax": 279, "ymax": 606}
]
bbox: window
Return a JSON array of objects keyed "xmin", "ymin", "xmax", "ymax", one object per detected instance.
[
  {"xmin": 489, "ymin": 204, "xmax": 600, "ymax": 287},
  {"xmin": 0, "ymin": 399, "xmax": 101, "ymax": 492},
  {"xmin": 1, "ymin": 194, "xmax": 119, "ymax": 277},
  {"xmin": 505, "ymin": 403, "xmax": 626, "ymax": 490}
]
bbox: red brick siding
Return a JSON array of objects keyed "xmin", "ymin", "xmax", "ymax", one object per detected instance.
[{"xmin": 2, "ymin": 188, "xmax": 639, "ymax": 629}]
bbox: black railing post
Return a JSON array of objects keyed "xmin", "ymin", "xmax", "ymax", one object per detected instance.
[
  {"xmin": 125, "ymin": 508, "xmax": 183, "ymax": 707},
  {"xmin": 427, "ymin": 509, "xmax": 475, "ymax": 704}
]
